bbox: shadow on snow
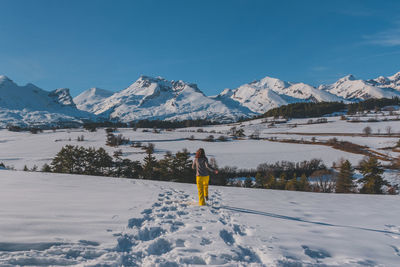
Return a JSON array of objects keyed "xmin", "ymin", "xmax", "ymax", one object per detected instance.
[{"xmin": 212, "ymin": 205, "xmax": 400, "ymax": 236}]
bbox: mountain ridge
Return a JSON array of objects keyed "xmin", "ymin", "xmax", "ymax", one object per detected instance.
[
  {"xmin": 0, "ymin": 76, "xmax": 96, "ymax": 128},
  {"xmin": 1, "ymin": 72, "xmax": 400, "ymax": 127}
]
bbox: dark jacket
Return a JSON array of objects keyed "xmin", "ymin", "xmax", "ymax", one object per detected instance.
[{"xmin": 192, "ymin": 157, "xmax": 215, "ymax": 176}]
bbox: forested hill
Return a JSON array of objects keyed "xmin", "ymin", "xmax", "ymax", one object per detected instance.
[{"xmin": 259, "ymin": 97, "xmax": 400, "ymax": 119}]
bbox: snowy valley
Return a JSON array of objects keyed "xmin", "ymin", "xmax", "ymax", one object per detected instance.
[{"xmin": 0, "ymin": 106, "xmax": 400, "ymax": 266}]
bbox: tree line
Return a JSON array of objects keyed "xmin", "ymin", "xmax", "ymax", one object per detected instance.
[
  {"xmin": 252, "ymin": 157, "xmax": 391, "ymax": 194},
  {"xmin": 257, "ymin": 97, "xmax": 400, "ymax": 119},
  {"xmin": 347, "ymin": 97, "xmax": 400, "ymax": 114},
  {"xmin": 36, "ymin": 145, "xmax": 395, "ymax": 194}
]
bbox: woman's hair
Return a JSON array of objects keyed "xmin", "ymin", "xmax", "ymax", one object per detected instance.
[{"xmin": 195, "ymin": 148, "xmax": 205, "ymax": 158}]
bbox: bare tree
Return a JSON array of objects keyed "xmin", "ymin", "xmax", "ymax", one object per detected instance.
[
  {"xmin": 310, "ymin": 169, "xmax": 336, "ymax": 193},
  {"xmin": 386, "ymin": 126, "xmax": 393, "ymax": 136},
  {"xmin": 363, "ymin": 126, "xmax": 372, "ymax": 136}
]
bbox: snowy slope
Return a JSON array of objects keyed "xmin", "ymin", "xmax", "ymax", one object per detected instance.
[
  {"xmin": 216, "ymin": 76, "xmax": 343, "ymax": 114},
  {"xmin": 88, "ymin": 76, "xmax": 253, "ymax": 122},
  {"xmin": 321, "ymin": 74, "xmax": 400, "ymax": 100},
  {"xmin": 275, "ymin": 82, "xmax": 344, "ymax": 102},
  {"xmin": 73, "ymin": 87, "xmax": 114, "ymax": 112},
  {"xmin": 216, "ymin": 77, "xmax": 296, "ymax": 114},
  {"xmin": 367, "ymin": 71, "xmax": 400, "ymax": 91},
  {"xmin": 0, "ymin": 75, "xmax": 96, "ymax": 127},
  {"xmin": 0, "ymin": 170, "xmax": 399, "ymax": 266}
]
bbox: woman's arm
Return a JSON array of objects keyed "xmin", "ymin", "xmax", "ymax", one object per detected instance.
[
  {"xmin": 205, "ymin": 158, "xmax": 218, "ymax": 174},
  {"xmin": 192, "ymin": 158, "xmax": 196, "ymax": 170}
]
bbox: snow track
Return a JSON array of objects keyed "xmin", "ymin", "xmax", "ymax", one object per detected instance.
[
  {"xmin": 111, "ymin": 187, "xmax": 263, "ymax": 266},
  {"xmin": 0, "ymin": 185, "xmax": 264, "ymax": 266}
]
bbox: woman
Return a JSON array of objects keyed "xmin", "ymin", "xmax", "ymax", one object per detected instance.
[{"xmin": 192, "ymin": 148, "xmax": 218, "ymax": 206}]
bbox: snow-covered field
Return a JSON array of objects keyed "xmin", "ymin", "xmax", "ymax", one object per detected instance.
[
  {"xmin": 0, "ymin": 114, "xmax": 399, "ymax": 266},
  {"xmin": 1, "ymin": 170, "xmax": 399, "ymax": 266},
  {"xmin": 1, "ymin": 115, "xmax": 399, "ymax": 171}
]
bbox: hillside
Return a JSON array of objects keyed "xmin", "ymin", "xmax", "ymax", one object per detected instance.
[
  {"xmin": 73, "ymin": 87, "xmax": 114, "ymax": 113},
  {"xmin": 74, "ymin": 76, "xmax": 255, "ymax": 122},
  {"xmin": 217, "ymin": 76, "xmax": 344, "ymax": 114},
  {"xmin": 0, "ymin": 76, "xmax": 95, "ymax": 128},
  {"xmin": 321, "ymin": 75, "xmax": 400, "ymax": 100},
  {"xmin": 0, "ymin": 170, "xmax": 399, "ymax": 266}
]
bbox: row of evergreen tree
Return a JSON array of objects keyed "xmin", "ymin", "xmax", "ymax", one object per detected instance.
[
  {"xmin": 83, "ymin": 118, "xmax": 222, "ymax": 132},
  {"xmin": 261, "ymin": 102, "xmax": 346, "ymax": 119},
  {"xmin": 347, "ymin": 97, "xmax": 400, "ymax": 114},
  {"xmin": 258, "ymin": 97, "xmax": 400, "ymax": 119},
  {"xmin": 253, "ymin": 158, "xmax": 391, "ymax": 194},
  {"xmin": 39, "ymin": 145, "xmax": 394, "ymax": 194}
]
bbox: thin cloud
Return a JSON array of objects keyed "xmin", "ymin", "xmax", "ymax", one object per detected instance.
[
  {"xmin": 336, "ymin": 9, "xmax": 373, "ymax": 17},
  {"xmin": 310, "ymin": 66, "xmax": 329, "ymax": 72},
  {"xmin": 363, "ymin": 20, "xmax": 400, "ymax": 46}
]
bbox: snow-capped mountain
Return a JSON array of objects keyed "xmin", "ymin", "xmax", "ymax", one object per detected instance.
[
  {"xmin": 2, "ymin": 71, "xmax": 400, "ymax": 127},
  {"xmin": 74, "ymin": 87, "xmax": 114, "ymax": 113},
  {"xmin": 82, "ymin": 76, "xmax": 255, "ymax": 122},
  {"xmin": 367, "ymin": 72, "xmax": 400, "ymax": 91},
  {"xmin": 73, "ymin": 72, "xmax": 400, "ymax": 122},
  {"xmin": 320, "ymin": 74, "xmax": 400, "ymax": 100},
  {"xmin": 216, "ymin": 76, "xmax": 343, "ymax": 114},
  {"xmin": 0, "ymin": 75, "xmax": 95, "ymax": 127}
]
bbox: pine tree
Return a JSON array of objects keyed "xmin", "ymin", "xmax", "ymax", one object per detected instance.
[
  {"xmin": 158, "ymin": 151, "xmax": 174, "ymax": 181},
  {"xmin": 113, "ymin": 149, "xmax": 123, "ymax": 177},
  {"xmin": 51, "ymin": 145, "xmax": 76, "ymax": 173},
  {"xmin": 30, "ymin": 165, "xmax": 37, "ymax": 171},
  {"xmin": 120, "ymin": 159, "xmax": 142, "ymax": 178},
  {"xmin": 94, "ymin": 147, "xmax": 113, "ymax": 175},
  {"xmin": 142, "ymin": 144, "xmax": 158, "ymax": 179},
  {"xmin": 285, "ymin": 173, "xmax": 297, "ymax": 191},
  {"xmin": 41, "ymin": 163, "xmax": 51, "ymax": 172},
  {"xmin": 297, "ymin": 173, "xmax": 310, "ymax": 191},
  {"xmin": 285, "ymin": 178, "xmax": 297, "ymax": 191},
  {"xmin": 358, "ymin": 157, "xmax": 387, "ymax": 194},
  {"xmin": 336, "ymin": 160, "xmax": 355, "ymax": 193},
  {"xmin": 255, "ymin": 172, "xmax": 265, "ymax": 188},
  {"xmin": 173, "ymin": 149, "xmax": 193, "ymax": 183},
  {"xmin": 277, "ymin": 173, "xmax": 287, "ymax": 189},
  {"xmin": 266, "ymin": 173, "xmax": 276, "ymax": 189}
]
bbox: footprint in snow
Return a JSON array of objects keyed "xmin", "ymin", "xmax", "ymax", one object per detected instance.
[
  {"xmin": 302, "ymin": 245, "xmax": 331, "ymax": 260},
  {"xmin": 146, "ymin": 238, "xmax": 172, "ymax": 256},
  {"xmin": 390, "ymin": 245, "xmax": 400, "ymax": 256},
  {"xmin": 200, "ymin": 237, "xmax": 212, "ymax": 246},
  {"xmin": 219, "ymin": 229, "xmax": 235, "ymax": 246}
]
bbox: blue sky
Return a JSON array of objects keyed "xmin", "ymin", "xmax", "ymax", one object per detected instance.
[{"xmin": 1, "ymin": 0, "xmax": 400, "ymax": 96}]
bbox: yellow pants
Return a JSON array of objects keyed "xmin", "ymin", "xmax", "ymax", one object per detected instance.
[{"xmin": 196, "ymin": 176, "xmax": 209, "ymax": 206}]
